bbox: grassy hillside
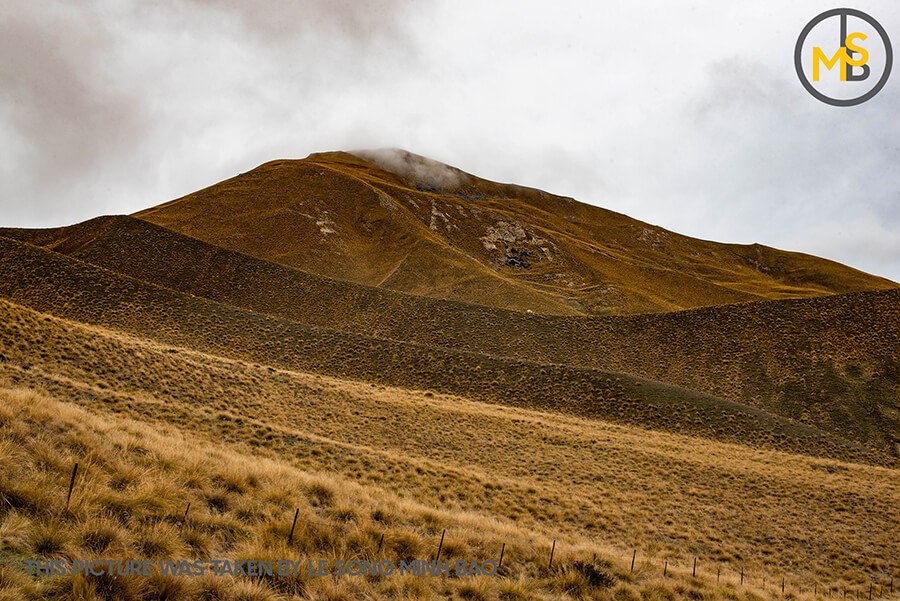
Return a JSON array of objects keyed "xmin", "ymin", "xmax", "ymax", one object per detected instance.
[
  {"xmin": 1, "ymin": 299, "xmax": 898, "ymax": 601},
  {"xmin": 4, "ymin": 216, "xmax": 898, "ymax": 457},
  {"xmin": 133, "ymin": 151, "xmax": 897, "ymax": 316},
  {"xmin": 2, "ymin": 149, "xmax": 897, "ymax": 601},
  {"xmin": 0, "ymin": 385, "xmax": 647, "ymax": 601},
  {"xmin": 0, "ymin": 235, "xmax": 877, "ymax": 465}
]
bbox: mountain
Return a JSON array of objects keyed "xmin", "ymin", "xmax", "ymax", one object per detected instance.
[
  {"xmin": 133, "ymin": 150, "xmax": 897, "ymax": 315},
  {"xmin": 1, "ymin": 149, "xmax": 898, "ymax": 600}
]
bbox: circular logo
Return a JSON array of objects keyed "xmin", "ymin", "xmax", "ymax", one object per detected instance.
[{"xmin": 794, "ymin": 8, "xmax": 892, "ymax": 106}]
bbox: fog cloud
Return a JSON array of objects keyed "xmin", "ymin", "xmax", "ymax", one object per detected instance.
[{"xmin": 351, "ymin": 148, "xmax": 468, "ymax": 192}]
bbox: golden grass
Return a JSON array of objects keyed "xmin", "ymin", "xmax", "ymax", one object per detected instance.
[
  {"xmin": 0, "ymin": 300, "xmax": 897, "ymax": 601},
  {"xmin": 0, "ymin": 383, "xmax": 831, "ymax": 601}
]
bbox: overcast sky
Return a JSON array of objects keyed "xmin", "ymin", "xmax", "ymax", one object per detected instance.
[{"xmin": 2, "ymin": 1, "xmax": 899, "ymax": 280}]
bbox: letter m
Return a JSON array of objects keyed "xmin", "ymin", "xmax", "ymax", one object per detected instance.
[{"xmin": 812, "ymin": 47, "xmax": 848, "ymax": 81}]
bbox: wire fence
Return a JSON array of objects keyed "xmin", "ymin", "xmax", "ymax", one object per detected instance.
[{"xmin": 55, "ymin": 462, "xmax": 898, "ymax": 598}]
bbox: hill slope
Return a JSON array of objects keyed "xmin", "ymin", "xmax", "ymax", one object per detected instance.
[
  {"xmin": 0, "ymin": 234, "xmax": 883, "ymax": 465},
  {"xmin": 1, "ymin": 299, "xmax": 898, "ymax": 594},
  {"xmin": 133, "ymin": 150, "xmax": 897, "ymax": 316},
  {"xmin": 4, "ymin": 215, "xmax": 898, "ymax": 457},
  {"xmin": 2, "ymin": 150, "xmax": 899, "ymax": 601}
]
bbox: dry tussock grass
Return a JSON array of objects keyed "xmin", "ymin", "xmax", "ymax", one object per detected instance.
[
  {"xmin": 0, "ymin": 384, "xmax": 818, "ymax": 601},
  {"xmin": 0, "ymin": 300, "xmax": 897, "ymax": 601}
]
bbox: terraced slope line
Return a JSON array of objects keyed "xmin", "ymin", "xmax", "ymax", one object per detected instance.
[
  {"xmin": 4, "ymin": 216, "xmax": 898, "ymax": 457},
  {"xmin": 0, "ymin": 234, "xmax": 882, "ymax": 465},
  {"xmin": 133, "ymin": 150, "xmax": 896, "ymax": 315}
]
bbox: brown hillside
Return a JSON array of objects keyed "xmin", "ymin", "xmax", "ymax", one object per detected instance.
[
  {"xmin": 2, "ymin": 300, "xmax": 899, "ymax": 591},
  {"xmin": 3, "ymin": 215, "xmax": 898, "ymax": 457},
  {"xmin": 0, "ymin": 234, "xmax": 883, "ymax": 466},
  {"xmin": 133, "ymin": 150, "xmax": 896, "ymax": 316}
]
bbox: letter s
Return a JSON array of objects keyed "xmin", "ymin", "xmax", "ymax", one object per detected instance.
[{"xmin": 845, "ymin": 32, "xmax": 869, "ymax": 66}]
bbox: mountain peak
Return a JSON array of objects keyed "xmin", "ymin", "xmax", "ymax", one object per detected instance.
[{"xmin": 130, "ymin": 151, "xmax": 896, "ymax": 316}]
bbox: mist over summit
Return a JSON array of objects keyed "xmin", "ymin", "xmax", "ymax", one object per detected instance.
[{"xmin": 350, "ymin": 149, "xmax": 470, "ymax": 193}]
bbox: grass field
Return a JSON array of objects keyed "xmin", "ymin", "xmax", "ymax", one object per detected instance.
[
  {"xmin": 1, "ymin": 298, "xmax": 898, "ymax": 600},
  {"xmin": 7, "ymin": 382, "xmax": 862, "ymax": 601}
]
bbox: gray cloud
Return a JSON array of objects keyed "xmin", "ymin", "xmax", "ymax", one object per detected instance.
[
  {"xmin": 0, "ymin": 0, "xmax": 418, "ymax": 225},
  {"xmin": 185, "ymin": 0, "xmax": 413, "ymax": 43},
  {"xmin": 649, "ymin": 55, "xmax": 900, "ymax": 278},
  {"xmin": 0, "ymin": 6, "xmax": 146, "ymax": 215}
]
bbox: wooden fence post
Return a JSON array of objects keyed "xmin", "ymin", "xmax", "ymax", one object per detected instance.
[
  {"xmin": 65, "ymin": 463, "xmax": 79, "ymax": 511},
  {"xmin": 435, "ymin": 529, "xmax": 445, "ymax": 562},
  {"xmin": 498, "ymin": 543, "xmax": 505, "ymax": 569},
  {"xmin": 548, "ymin": 540, "xmax": 556, "ymax": 570},
  {"xmin": 288, "ymin": 508, "xmax": 299, "ymax": 543},
  {"xmin": 631, "ymin": 550, "xmax": 636, "ymax": 573}
]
